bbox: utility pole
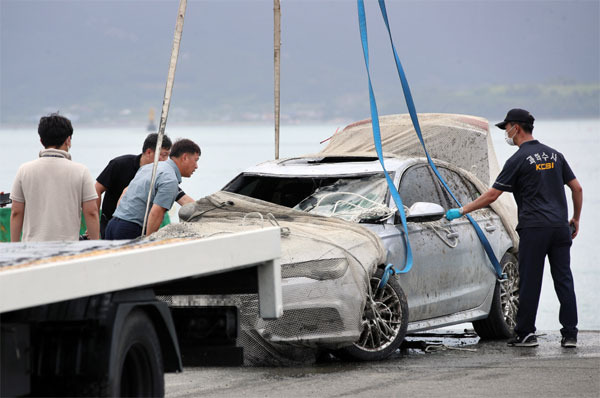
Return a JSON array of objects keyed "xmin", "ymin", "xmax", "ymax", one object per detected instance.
[{"xmin": 274, "ymin": 0, "xmax": 281, "ymax": 159}]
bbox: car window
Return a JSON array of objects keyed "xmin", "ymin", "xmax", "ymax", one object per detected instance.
[
  {"xmin": 224, "ymin": 174, "xmax": 338, "ymax": 208},
  {"xmin": 398, "ymin": 165, "xmax": 443, "ymax": 208},
  {"xmin": 437, "ymin": 167, "xmax": 480, "ymax": 206}
]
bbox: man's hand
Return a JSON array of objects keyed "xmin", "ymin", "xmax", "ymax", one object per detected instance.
[
  {"xmin": 446, "ymin": 208, "xmax": 463, "ymax": 221},
  {"xmin": 566, "ymin": 178, "xmax": 582, "ymax": 240},
  {"xmin": 569, "ymin": 218, "xmax": 579, "ymax": 239}
]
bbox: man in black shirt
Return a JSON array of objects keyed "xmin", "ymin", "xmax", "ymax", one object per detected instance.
[
  {"xmin": 95, "ymin": 133, "xmax": 194, "ymax": 237},
  {"xmin": 446, "ymin": 108, "xmax": 583, "ymax": 348}
]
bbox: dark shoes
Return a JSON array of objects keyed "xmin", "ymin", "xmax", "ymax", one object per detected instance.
[
  {"xmin": 507, "ymin": 333, "xmax": 538, "ymax": 347},
  {"xmin": 507, "ymin": 333, "xmax": 577, "ymax": 347},
  {"xmin": 561, "ymin": 337, "xmax": 577, "ymax": 348}
]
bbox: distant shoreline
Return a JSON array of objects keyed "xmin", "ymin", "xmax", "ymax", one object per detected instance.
[{"xmin": 2, "ymin": 116, "xmax": 599, "ymax": 130}]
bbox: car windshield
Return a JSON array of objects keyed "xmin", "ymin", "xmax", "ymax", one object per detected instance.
[
  {"xmin": 294, "ymin": 175, "xmax": 391, "ymax": 222},
  {"xmin": 223, "ymin": 173, "xmax": 392, "ymax": 222}
]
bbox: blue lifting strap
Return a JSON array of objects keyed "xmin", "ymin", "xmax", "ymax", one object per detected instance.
[
  {"xmin": 357, "ymin": 0, "xmax": 413, "ymax": 280},
  {"xmin": 358, "ymin": 0, "xmax": 505, "ymax": 279}
]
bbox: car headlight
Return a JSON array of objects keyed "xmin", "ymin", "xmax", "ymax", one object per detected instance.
[{"xmin": 281, "ymin": 258, "xmax": 349, "ymax": 280}]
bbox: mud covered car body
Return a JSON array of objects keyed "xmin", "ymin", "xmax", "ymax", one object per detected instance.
[
  {"xmin": 161, "ymin": 114, "xmax": 520, "ymax": 362},
  {"xmin": 222, "ymin": 156, "xmax": 514, "ymax": 333}
]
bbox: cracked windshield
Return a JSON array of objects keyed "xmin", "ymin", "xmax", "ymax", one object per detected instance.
[{"xmin": 294, "ymin": 175, "xmax": 391, "ymax": 222}]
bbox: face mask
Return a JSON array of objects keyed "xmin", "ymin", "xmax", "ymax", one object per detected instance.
[{"xmin": 504, "ymin": 125, "xmax": 517, "ymax": 146}]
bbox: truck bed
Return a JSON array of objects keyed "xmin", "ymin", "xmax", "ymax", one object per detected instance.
[{"xmin": 0, "ymin": 228, "xmax": 282, "ymax": 319}]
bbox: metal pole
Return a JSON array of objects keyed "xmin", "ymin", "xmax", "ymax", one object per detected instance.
[
  {"xmin": 274, "ymin": 0, "xmax": 281, "ymax": 160},
  {"xmin": 142, "ymin": 0, "xmax": 187, "ymax": 236}
]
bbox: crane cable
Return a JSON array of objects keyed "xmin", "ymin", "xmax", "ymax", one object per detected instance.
[
  {"xmin": 274, "ymin": 0, "xmax": 281, "ymax": 160},
  {"xmin": 141, "ymin": 0, "xmax": 187, "ymax": 236}
]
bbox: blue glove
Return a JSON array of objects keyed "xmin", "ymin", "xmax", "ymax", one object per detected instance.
[{"xmin": 446, "ymin": 208, "xmax": 463, "ymax": 221}]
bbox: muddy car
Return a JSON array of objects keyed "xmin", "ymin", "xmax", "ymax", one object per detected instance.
[{"xmin": 162, "ymin": 114, "xmax": 520, "ymax": 362}]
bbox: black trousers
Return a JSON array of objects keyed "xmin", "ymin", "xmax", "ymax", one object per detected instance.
[
  {"xmin": 105, "ymin": 217, "xmax": 142, "ymax": 240},
  {"xmin": 515, "ymin": 226, "xmax": 578, "ymax": 339},
  {"xmin": 99, "ymin": 213, "xmax": 110, "ymax": 239}
]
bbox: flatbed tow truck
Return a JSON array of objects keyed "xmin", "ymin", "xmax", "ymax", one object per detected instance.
[{"xmin": 0, "ymin": 227, "xmax": 282, "ymax": 397}]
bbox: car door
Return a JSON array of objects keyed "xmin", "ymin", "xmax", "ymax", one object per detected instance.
[
  {"xmin": 382, "ymin": 163, "xmax": 474, "ymax": 321},
  {"xmin": 436, "ymin": 167, "xmax": 500, "ymax": 311}
]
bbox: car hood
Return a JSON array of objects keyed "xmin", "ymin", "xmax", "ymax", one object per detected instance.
[{"xmin": 152, "ymin": 191, "xmax": 386, "ymax": 283}]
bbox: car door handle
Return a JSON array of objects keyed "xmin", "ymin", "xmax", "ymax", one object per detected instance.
[
  {"xmin": 485, "ymin": 225, "xmax": 497, "ymax": 232},
  {"xmin": 446, "ymin": 232, "xmax": 459, "ymax": 239}
]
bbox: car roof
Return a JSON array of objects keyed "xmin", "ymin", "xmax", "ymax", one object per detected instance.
[{"xmin": 241, "ymin": 156, "xmax": 417, "ymax": 177}]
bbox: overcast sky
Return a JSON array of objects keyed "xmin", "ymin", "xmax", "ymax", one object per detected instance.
[{"xmin": 1, "ymin": 0, "xmax": 598, "ymax": 124}]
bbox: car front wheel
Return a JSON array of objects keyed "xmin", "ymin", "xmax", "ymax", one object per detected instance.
[
  {"xmin": 336, "ymin": 267, "xmax": 409, "ymax": 361},
  {"xmin": 473, "ymin": 251, "xmax": 519, "ymax": 339}
]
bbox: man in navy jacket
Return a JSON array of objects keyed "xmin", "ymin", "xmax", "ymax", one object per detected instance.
[{"xmin": 446, "ymin": 108, "xmax": 583, "ymax": 348}]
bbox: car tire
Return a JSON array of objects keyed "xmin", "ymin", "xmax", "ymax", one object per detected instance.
[
  {"xmin": 335, "ymin": 268, "xmax": 409, "ymax": 361},
  {"xmin": 473, "ymin": 251, "xmax": 519, "ymax": 339},
  {"xmin": 108, "ymin": 309, "xmax": 164, "ymax": 397}
]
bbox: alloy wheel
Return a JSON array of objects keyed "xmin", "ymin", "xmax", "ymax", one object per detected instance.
[
  {"xmin": 354, "ymin": 276, "xmax": 403, "ymax": 352},
  {"xmin": 500, "ymin": 259, "xmax": 519, "ymax": 330}
]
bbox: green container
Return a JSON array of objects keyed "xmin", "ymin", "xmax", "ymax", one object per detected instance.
[
  {"xmin": 0, "ymin": 208, "xmax": 170, "ymax": 242},
  {"xmin": 0, "ymin": 208, "xmax": 10, "ymax": 242}
]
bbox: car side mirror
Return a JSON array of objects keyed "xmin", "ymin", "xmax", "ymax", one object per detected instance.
[{"xmin": 405, "ymin": 202, "xmax": 445, "ymax": 222}]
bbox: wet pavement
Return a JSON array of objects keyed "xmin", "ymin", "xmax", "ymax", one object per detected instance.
[{"xmin": 165, "ymin": 330, "xmax": 600, "ymax": 397}]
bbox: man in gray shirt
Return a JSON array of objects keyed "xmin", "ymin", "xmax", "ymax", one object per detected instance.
[{"xmin": 105, "ymin": 138, "xmax": 200, "ymax": 240}]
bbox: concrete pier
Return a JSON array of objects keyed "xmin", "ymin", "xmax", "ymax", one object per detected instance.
[{"xmin": 166, "ymin": 330, "xmax": 600, "ymax": 397}]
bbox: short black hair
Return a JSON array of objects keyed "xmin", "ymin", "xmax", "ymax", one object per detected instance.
[
  {"xmin": 38, "ymin": 112, "xmax": 73, "ymax": 148},
  {"xmin": 515, "ymin": 122, "xmax": 534, "ymax": 134},
  {"xmin": 170, "ymin": 139, "xmax": 201, "ymax": 158},
  {"xmin": 143, "ymin": 133, "xmax": 172, "ymax": 152}
]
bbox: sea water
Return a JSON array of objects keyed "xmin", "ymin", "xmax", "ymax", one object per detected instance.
[{"xmin": 1, "ymin": 119, "xmax": 598, "ymax": 330}]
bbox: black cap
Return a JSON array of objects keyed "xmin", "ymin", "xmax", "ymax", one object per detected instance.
[{"xmin": 495, "ymin": 108, "xmax": 535, "ymax": 130}]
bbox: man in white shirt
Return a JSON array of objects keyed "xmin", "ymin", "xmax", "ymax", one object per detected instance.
[{"xmin": 10, "ymin": 113, "xmax": 99, "ymax": 242}]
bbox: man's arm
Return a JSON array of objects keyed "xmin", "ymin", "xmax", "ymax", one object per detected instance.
[
  {"xmin": 566, "ymin": 178, "xmax": 583, "ymax": 238},
  {"xmin": 117, "ymin": 187, "xmax": 128, "ymax": 208},
  {"xmin": 446, "ymin": 188, "xmax": 503, "ymax": 220},
  {"xmin": 176, "ymin": 194, "xmax": 195, "ymax": 206},
  {"xmin": 95, "ymin": 181, "xmax": 106, "ymax": 211},
  {"xmin": 10, "ymin": 200, "xmax": 25, "ymax": 242},
  {"xmin": 462, "ymin": 188, "xmax": 503, "ymax": 215},
  {"xmin": 146, "ymin": 204, "xmax": 167, "ymax": 235},
  {"xmin": 82, "ymin": 199, "xmax": 100, "ymax": 240}
]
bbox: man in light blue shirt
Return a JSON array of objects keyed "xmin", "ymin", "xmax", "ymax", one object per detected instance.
[{"xmin": 105, "ymin": 138, "xmax": 200, "ymax": 239}]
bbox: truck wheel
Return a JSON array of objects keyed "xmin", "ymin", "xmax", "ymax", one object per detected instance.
[
  {"xmin": 335, "ymin": 268, "xmax": 409, "ymax": 361},
  {"xmin": 111, "ymin": 309, "xmax": 164, "ymax": 397},
  {"xmin": 473, "ymin": 252, "xmax": 519, "ymax": 339}
]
